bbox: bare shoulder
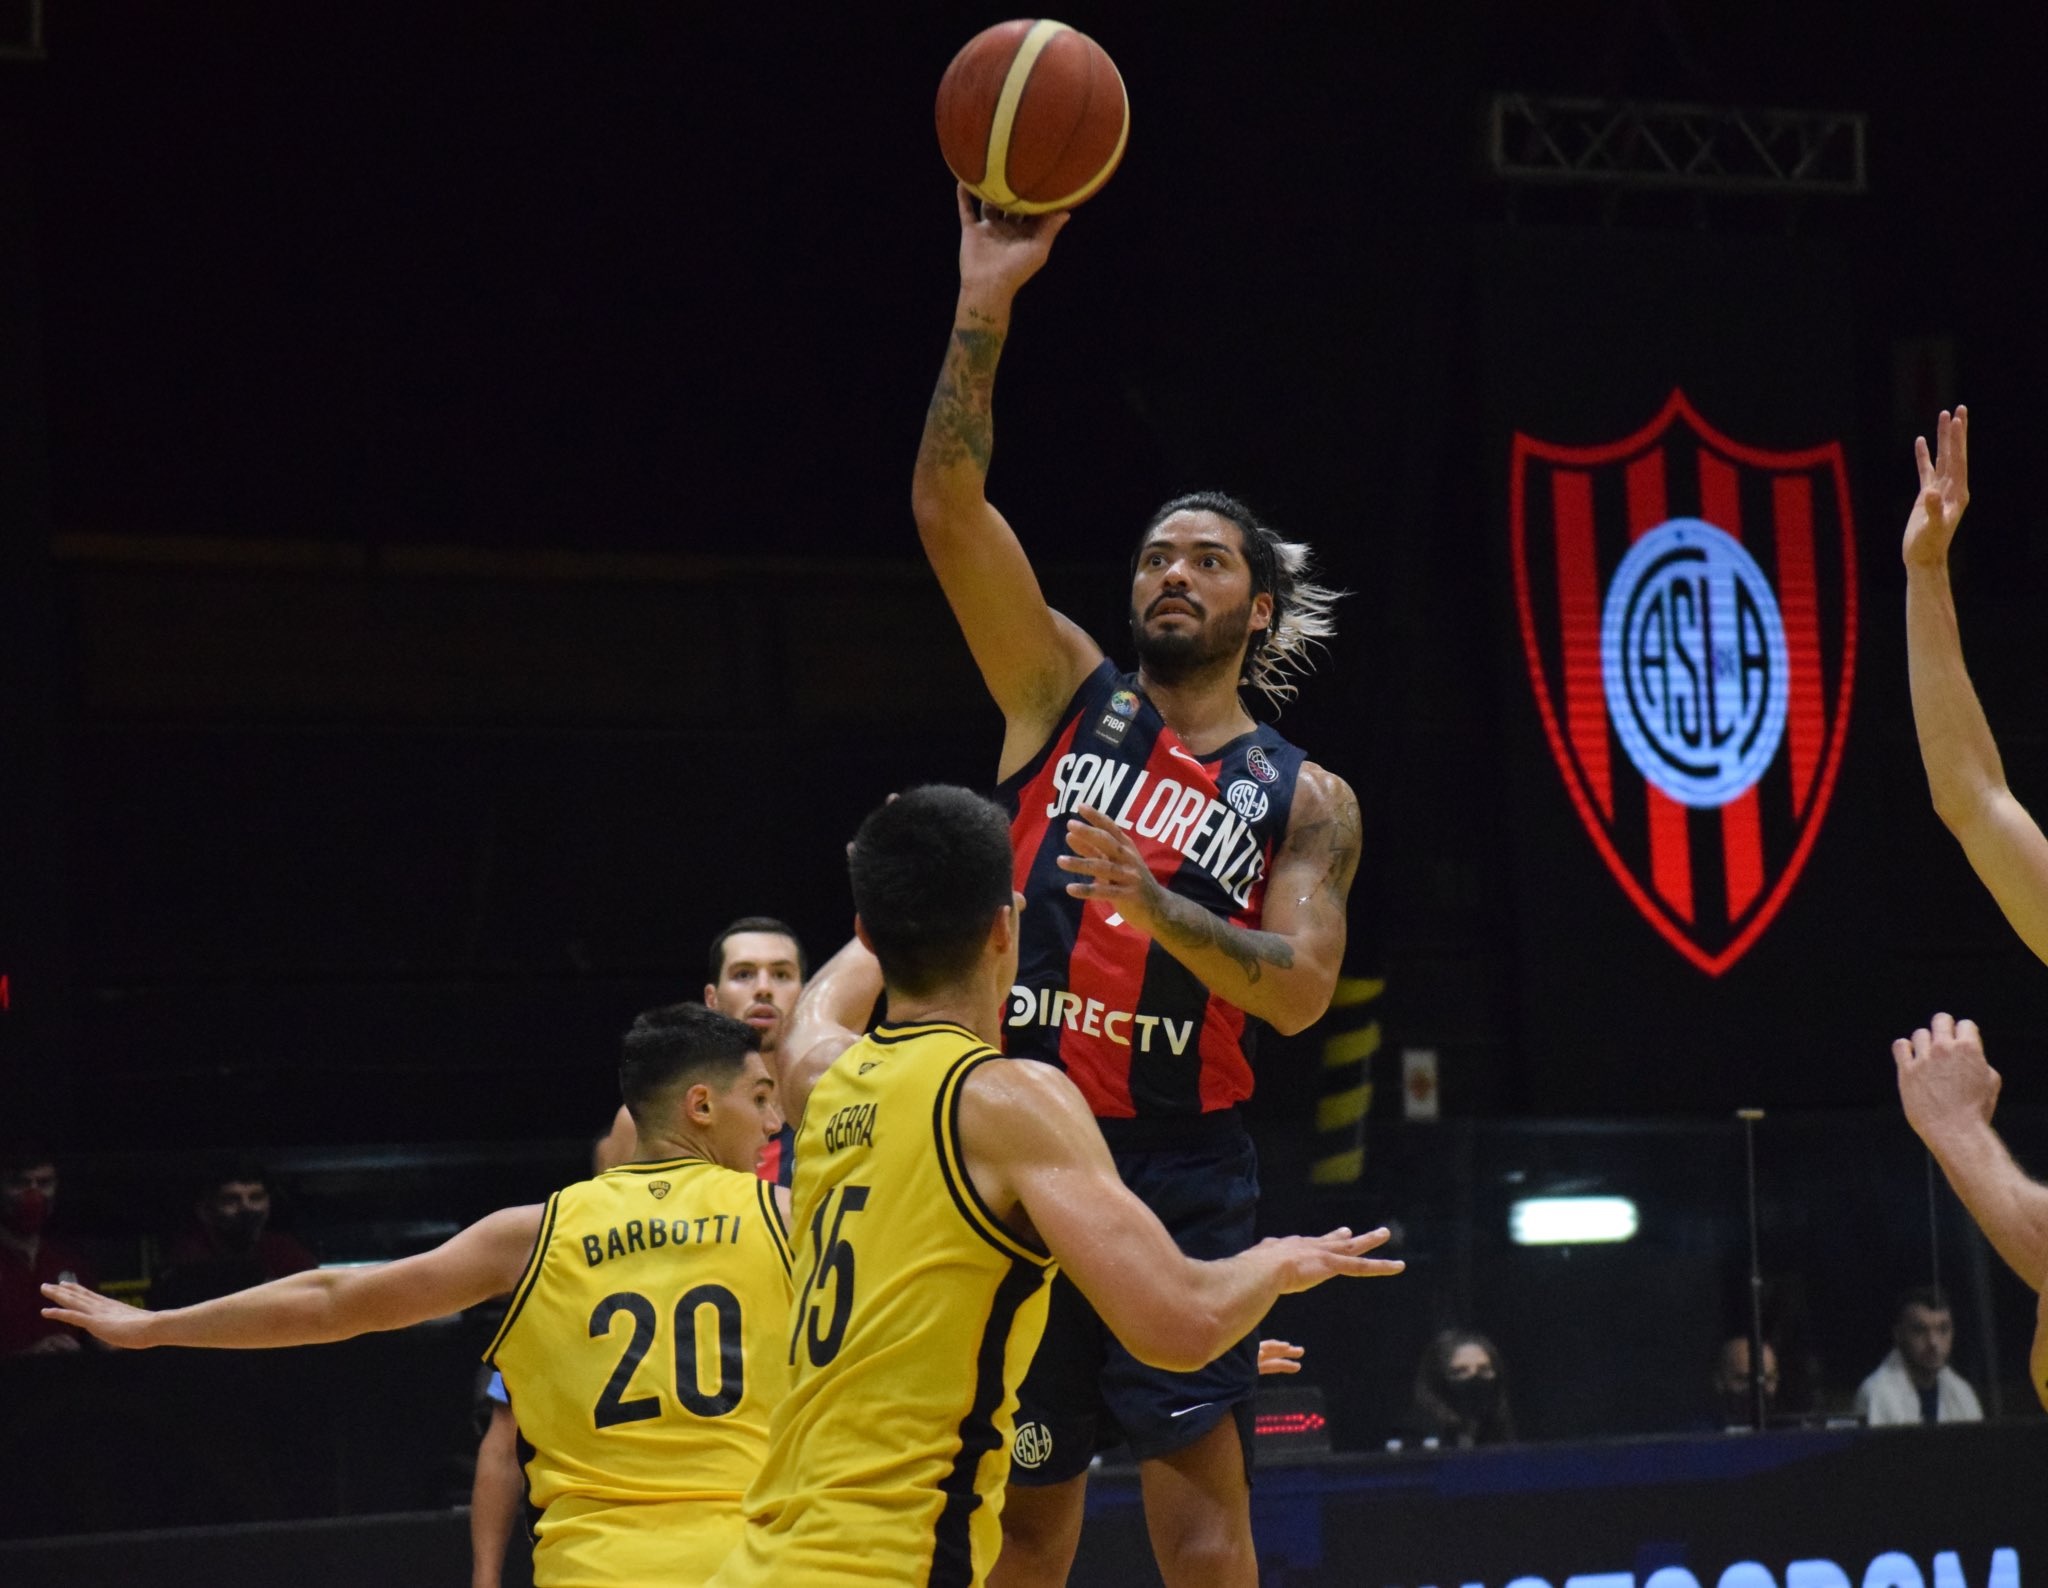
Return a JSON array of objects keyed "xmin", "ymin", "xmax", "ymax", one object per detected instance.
[
  {"xmin": 784, "ymin": 1031, "xmax": 862, "ymax": 1120},
  {"xmin": 956, "ymin": 1056, "xmax": 1097, "ymax": 1148},
  {"xmin": 1283, "ymin": 765, "xmax": 1361, "ymax": 852},
  {"xmin": 480, "ymin": 1203, "xmax": 547, "ymax": 1250}
]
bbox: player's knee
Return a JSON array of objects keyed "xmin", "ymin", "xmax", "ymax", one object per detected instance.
[
  {"xmin": 1153, "ymin": 1524, "xmax": 1256, "ymax": 1588},
  {"xmin": 997, "ymin": 1486, "xmax": 1085, "ymax": 1573}
]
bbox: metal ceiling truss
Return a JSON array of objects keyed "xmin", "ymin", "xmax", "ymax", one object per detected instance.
[{"xmin": 1488, "ymin": 94, "xmax": 1867, "ymax": 196}]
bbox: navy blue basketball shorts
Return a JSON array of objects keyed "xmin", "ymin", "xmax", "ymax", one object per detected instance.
[{"xmin": 1007, "ymin": 1116, "xmax": 1260, "ymax": 1487}]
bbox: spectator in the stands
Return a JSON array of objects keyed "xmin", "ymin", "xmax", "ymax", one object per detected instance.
[
  {"xmin": 1403, "ymin": 1328, "xmax": 1516, "ymax": 1447},
  {"xmin": 152, "ymin": 1162, "xmax": 316, "ymax": 1309},
  {"xmin": 0, "ymin": 1145, "xmax": 98, "ymax": 1356},
  {"xmin": 1855, "ymin": 1287, "xmax": 1983, "ymax": 1426},
  {"xmin": 1709, "ymin": 1334, "xmax": 1780, "ymax": 1428}
]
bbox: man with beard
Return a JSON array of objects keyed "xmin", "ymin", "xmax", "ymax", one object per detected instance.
[{"xmin": 911, "ymin": 189, "xmax": 1363, "ymax": 1588}]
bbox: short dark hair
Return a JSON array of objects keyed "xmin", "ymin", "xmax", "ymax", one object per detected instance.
[
  {"xmin": 620, "ymin": 1002, "xmax": 759, "ymax": 1122},
  {"xmin": 848, "ymin": 786, "xmax": 1014, "ymax": 998},
  {"xmin": 1896, "ymin": 1285, "xmax": 1952, "ymax": 1321},
  {"xmin": 708, "ymin": 916, "xmax": 808, "ymax": 984},
  {"xmin": 195, "ymin": 1160, "xmax": 273, "ymax": 1200}
]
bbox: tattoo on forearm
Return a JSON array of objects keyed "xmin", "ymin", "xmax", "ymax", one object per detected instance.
[
  {"xmin": 921, "ymin": 321, "xmax": 1004, "ymax": 475},
  {"xmin": 1150, "ymin": 890, "xmax": 1295, "ymax": 986}
]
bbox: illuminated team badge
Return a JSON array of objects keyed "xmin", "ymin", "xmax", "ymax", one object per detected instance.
[
  {"xmin": 1510, "ymin": 390, "xmax": 1858, "ymax": 976},
  {"xmin": 1601, "ymin": 518, "xmax": 1789, "ymax": 808}
]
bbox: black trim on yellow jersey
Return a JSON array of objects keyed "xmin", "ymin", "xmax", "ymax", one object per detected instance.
[
  {"xmin": 604, "ymin": 1155, "xmax": 710, "ymax": 1175},
  {"xmin": 869, "ymin": 1020, "xmax": 978, "ymax": 1046},
  {"xmin": 755, "ymin": 1176, "xmax": 793, "ymax": 1275},
  {"xmin": 483, "ymin": 1191, "xmax": 561, "ymax": 1364},
  {"xmin": 929, "ymin": 1256, "xmax": 1046, "ymax": 1587},
  {"xmin": 933, "ymin": 1051, "xmax": 1052, "ymax": 1267}
]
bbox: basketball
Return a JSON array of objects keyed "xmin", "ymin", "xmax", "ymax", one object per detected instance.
[{"xmin": 935, "ymin": 19, "xmax": 1129, "ymax": 215}]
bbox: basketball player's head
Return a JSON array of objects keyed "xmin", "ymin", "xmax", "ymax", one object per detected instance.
[
  {"xmin": 848, "ymin": 786, "xmax": 1020, "ymax": 1001},
  {"xmin": 1128, "ymin": 492, "xmax": 1341, "ymax": 707},
  {"xmin": 705, "ymin": 916, "xmax": 807, "ymax": 1055},
  {"xmin": 620, "ymin": 1003, "xmax": 780, "ymax": 1173}
]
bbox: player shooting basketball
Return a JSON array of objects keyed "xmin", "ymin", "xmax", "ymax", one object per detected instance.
[
  {"xmin": 912, "ymin": 189, "xmax": 1363, "ymax": 1588},
  {"xmin": 1899, "ymin": 407, "xmax": 2048, "ymax": 1410}
]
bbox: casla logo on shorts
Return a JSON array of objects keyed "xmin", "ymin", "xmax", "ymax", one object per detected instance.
[{"xmin": 1012, "ymin": 1421, "xmax": 1054, "ymax": 1470}]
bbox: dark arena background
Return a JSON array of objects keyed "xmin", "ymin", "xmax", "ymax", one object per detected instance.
[{"xmin": 3, "ymin": 3, "xmax": 2047, "ymax": 1584}]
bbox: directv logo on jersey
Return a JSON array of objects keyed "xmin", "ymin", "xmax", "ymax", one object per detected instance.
[
  {"xmin": 1007, "ymin": 985, "xmax": 1196, "ymax": 1055},
  {"xmin": 1044, "ymin": 751, "xmax": 1268, "ymax": 908}
]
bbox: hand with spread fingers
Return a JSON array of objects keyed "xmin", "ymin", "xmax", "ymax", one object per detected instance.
[
  {"xmin": 1057, "ymin": 802, "xmax": 1168, "ymax": 926},
  {"xmin": 1893, "ymin": 1011, "xmax": 2000, "ymax": 1150},
  {"xmin": 1258, "ymin": 1338, "xmax": 1305, "ymax": 1376},
  {"xmin": 1901, "ymin": 405, "xmax": 1969, "ymax": 570}
]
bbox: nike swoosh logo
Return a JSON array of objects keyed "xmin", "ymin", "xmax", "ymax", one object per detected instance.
[
  {"xmin": 1169, "ymin": 1401, "xmax": 1217, "ymax": 1419},
  {"xmin": 1166, "ymin": 747, "xmax": 1206, "ymax": 767}
]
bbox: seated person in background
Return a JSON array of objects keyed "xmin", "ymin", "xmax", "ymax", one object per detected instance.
[
  {"xmin": 1708, "ymin": 1335, "xmax": 1779, "ymax": 1429},
  {"xmin": 1402, "ymin": 1329, "xmax": 1515, "ymax": 1447},
  {"xmin": 0, "ymin": 1145, "xmax": 99, "ymax": 1356},
  {"xmin": 153, "ymin": 1162, "xmax": 317, "ymax": 1309},
  {"xmin": 1855, "ymin": 1287, "xmax": 1983, "ymax": 1426}
]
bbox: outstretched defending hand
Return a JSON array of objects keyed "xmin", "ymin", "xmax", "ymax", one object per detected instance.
[
  {"xmin": 41, "ymin": 1282, "xmax": 157, "ymax": 1350},
  {"xmin": 955, "ymin": 183, "xmax": 1070, "ymax": 302},
  {"xmin": 1902, "ymin": 406, "xmax": 1970, "ymax": 570},
  {"xmin": 1259, "ymin": 1226, "xmax": 1404, "ymax": 1296},
  {"xmin": 1894, "ymin": 1011, "xmax": 2000, "ymax": 1148},
  {"xmin": 1257, "ymin": 1338, "xmax": 1305, "ymax": 1376}
]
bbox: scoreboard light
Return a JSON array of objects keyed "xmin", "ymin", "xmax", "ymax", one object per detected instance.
[{"xmin": 1509, "ymin": 1195, "xmax": 1639, "ymax": 1245}]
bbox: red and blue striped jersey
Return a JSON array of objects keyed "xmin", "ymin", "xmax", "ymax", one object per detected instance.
[{"xmin": 998, "ymin": 661, "xmax": 1306, "ymax": 1119}]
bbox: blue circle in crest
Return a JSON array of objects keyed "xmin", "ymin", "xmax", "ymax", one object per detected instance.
[{"xmin": 1599, "ymin": 517, "xmax": 1790, "ymax": 809}]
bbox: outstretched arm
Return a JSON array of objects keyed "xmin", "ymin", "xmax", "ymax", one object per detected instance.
[
  {"xmin": 779, "ymin": 935, "xmax": 885, "ymax": 1125},
  {"xmin": 1059, "ymin": 765, "xmax": 1360, "ymax": 1035},
  {"xmin": 44, "ymin": 1205, "xmax": 543, "ymax": 1350},
  {"xmin": 1893, "ymin": 1014, "xmax": 2048, "ymax": 1291},
  {"xmin": 912, "ymin": 186, "xmax": 1101, "ymax": 778},
  {"xmin": 960, "ymin": 1060, "xmax": 1400, "ymax": 1372},
  {"xmin": 1903, "ymin": 408, "xmax": 2048, "ymax": 964}
]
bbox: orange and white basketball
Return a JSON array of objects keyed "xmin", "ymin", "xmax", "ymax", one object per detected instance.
[{"xmin": 935, "ymin": 19, "xmax": 1129, "ymax": 215}]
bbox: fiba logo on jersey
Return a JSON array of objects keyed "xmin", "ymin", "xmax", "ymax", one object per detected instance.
[
  {"xmin": 648, "ymin": 1181, "xmax": 671, "ymax": 1200},
  {"xmin": 1012, "ymin": 1420, "xmax": 1054, "ymax": 1470},
  {"xmin": 1225, "ymin": 779, "xmax": 1269, "ymax": 824},
  {"xmin": 1109, "ymin": 690, "xmax": 1140, "ymax": 719},
  {"xmin": 1601, "ymin": 518, "xmax": 1789, "ymax": 808},
  {"xmin": 1246, "ymin": 745, "xmax": 1279, "ymax": 784}
]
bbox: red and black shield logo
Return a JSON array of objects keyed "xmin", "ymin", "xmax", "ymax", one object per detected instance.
[{"xmin": 1510, "ymin": 389, "xmax": 1857, "ymax": 976}]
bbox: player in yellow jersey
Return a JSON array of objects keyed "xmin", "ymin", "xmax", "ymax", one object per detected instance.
[
  {"xmin": 45, "ymin": 1002, "xmax": 794, "ymax": 1588},
  {"xmin": 711, "ymin": 786, "xmax": 1403, "ymax": 1588}
]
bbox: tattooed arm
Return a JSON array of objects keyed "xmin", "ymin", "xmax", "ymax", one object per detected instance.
[
  {"xmin": 912, "ymin": 185, "xmax": 1101, "ymax": 779},
  {"xmin": 1060, "ymin": 765, "xmax": 1361, "ymax": 1035}
]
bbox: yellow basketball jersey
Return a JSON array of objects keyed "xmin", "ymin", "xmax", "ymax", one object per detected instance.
[
  {"xmin": 486, "ymin": 1157, "xmax": 795, "ymax": 1588},
  {"xmin": 711, "ymin": 1022, "xmax": 1057, "ymax": 1588}
]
